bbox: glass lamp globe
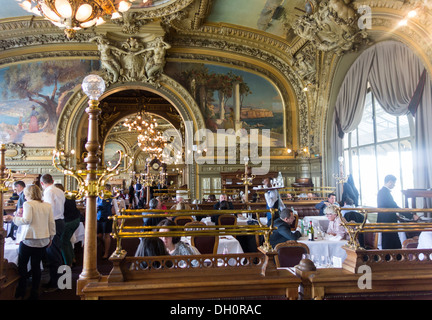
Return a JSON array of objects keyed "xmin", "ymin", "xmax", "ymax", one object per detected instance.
[{"xmin": 81, "ymin": 74, "xmax": 106, "ymax": 100}]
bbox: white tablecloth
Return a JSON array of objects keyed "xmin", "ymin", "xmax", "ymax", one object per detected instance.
[
  {"xmin": 70, "ymin": 222, "xmax": 85, "ymax": 245},
  {"xmin": 182, "ymin": 236, "xmax": 244, "ymax": 254},
  {"xmin": 298, "ymin": 236, "xmax": 347, "ymax": 262},
  {"xmin": 201, "ymin": 216, "xmax": 267, "ymax": 226},
  {"xmin": 4, "ymin": 237, "xmax": 20, "ymax": 265},
  {"xmin": 3, "ymin": 222, "xmax": 85, "ymax": 267}
]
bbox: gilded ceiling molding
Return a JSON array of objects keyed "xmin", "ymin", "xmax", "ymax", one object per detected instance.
[
  {"xmin": 90, "ymin": 34, "xmax": 171, "ymax": 86},
  {"xmin": 0, "ymin": 51, "xmax": 98, "ymax": 68},
  {"xmin": 130, "ymin": 0, "xmax": 195, "ymax": 19},
  {"xmin": 292, "ymin": 0, "xmax": 370, "ymax": 56},
  {"xmin": 0, "ymin": 17, "xmax": 60, "ymax": 39}
]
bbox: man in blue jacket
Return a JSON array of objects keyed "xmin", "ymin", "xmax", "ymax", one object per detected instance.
[
  {"xmin": 315, "ymin": 193, "xmax": 339, "ymax": 216},
  {"xmin": 269, "ymin": 208, "xmax": 301, "ymax": 248}
]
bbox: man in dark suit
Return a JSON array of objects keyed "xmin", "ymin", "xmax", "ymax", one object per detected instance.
[
  {"xmin": 7, "ymin": 181, "xmax": 26, "ymax": 239},
  {"xmin": 377, "ymin": 174, "xmax": 418, "ymax": 249},
  {"xmin": 211, "ymin": 194, "xmax": 234, "ymax": 224},
  {"xmin": 269, "ymin": 208, "xmax": 301, "ymax": 248}
]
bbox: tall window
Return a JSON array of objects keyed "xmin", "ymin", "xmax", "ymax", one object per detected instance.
[{"xmin": 343, "ymin": 88, "xmax": 415, "ymax": 207}]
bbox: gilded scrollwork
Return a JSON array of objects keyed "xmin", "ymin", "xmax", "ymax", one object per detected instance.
[
  {"xmin": 293, "ymin": 0, "xmax": 369, "ymax": 56},
  {"xmin": 91, "ymin": 35, "xmax": 171, "ymax": 86}
]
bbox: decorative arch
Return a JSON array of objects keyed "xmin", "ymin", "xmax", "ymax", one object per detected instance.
[{"xmin": 57, "ymin": 74, "xmax": 206, "ymax": 195}]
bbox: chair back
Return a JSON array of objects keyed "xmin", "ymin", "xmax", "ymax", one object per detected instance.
[
  {"xmin": 185, "ymin": 221, "xmax": 218, "ymax": 254},
  {"xmin": 174, "ymin": 216, "xmax": 194, "ymax": 226},
  {"xmin": 364, "ymin": 232, "xmax": 378, "ymax": 249},
  {"xmin": 218, "ymin": 214, "xmax": 237, "ymax": 226},
  {"xmin": 274, "ymin": 240, "xmax": 310, "ymax": 268},
  {"xmin": 184, "ymin": 221, "xmax": 206, "ymax": 232},
  {"xmin": 402, "ymin": 238, "xmax": 418, "ymax": 249}
]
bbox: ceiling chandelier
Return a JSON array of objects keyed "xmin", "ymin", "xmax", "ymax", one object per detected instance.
[
  {"xmin": 24, "ymin": 0, "xmax": 134, "ymax": 38},
  {"xmin": 123, "ymin": 111, "xmax": 167, "ymax": 158},
  {"xmin": 137, "ymin": 130, "xmax": 167, "ymax": 156},
  {"xmin": 123, "ymin": 111, "xmax": 159, "ymax": 133}
]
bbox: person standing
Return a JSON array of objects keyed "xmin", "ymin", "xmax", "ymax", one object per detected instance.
[
  {"xmin": 40, "ymin": 174, "xmax": 65, "ymax": 292},
  {"xmin": 7, "ymin": 181, "xmax": 26, "ymax": 239},
  {"xmin": 377, "ymin": 174, "xmax": 418, "ymax": 249},
  {"xmin": 263, "ymin": 177, "xmax": 285, "ymax": 226},
  {"xmin": 342, "ymin": 174, "xmax": 359, "ymax": 206},
  {"xmin": 3, "ymin": 185, "xmax": 56, "ymax": 300},
  {"xmin": 97, "ymin": 185, "xmax": 118, "ymax": 259},
  {"xmin": 55, "ymin": 184, "xmax": 81, "ymax": 267}
]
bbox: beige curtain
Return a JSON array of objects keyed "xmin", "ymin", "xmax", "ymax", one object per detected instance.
[{"xmin": 331, "ymin": 40, "xmax": 432, "ymax": 197}]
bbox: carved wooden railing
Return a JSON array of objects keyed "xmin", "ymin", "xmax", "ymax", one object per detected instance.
[
  {"xmin": 333, "ymin": 207, "xmax": 432, "ymax": 272},
  {"xmin": 77, "ymin": 208, "xmax": 304, "ymax": 299},
  {"xmin": 110, "ymin": 208, "xmax": 276, "ymax": 258}
]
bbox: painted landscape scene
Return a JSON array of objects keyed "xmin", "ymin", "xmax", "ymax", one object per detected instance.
[{"xmin": 166, "ymin": 62, "xmax": 285, "ymax": 147}]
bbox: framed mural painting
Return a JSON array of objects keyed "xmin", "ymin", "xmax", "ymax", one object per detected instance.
[
  {"xmin": 0, "ymin": 59, "xmax": 100, "ymax": 148},
  {"xmin": 165, "ymin": 62, "xmax": 287, "ymax": 149}
]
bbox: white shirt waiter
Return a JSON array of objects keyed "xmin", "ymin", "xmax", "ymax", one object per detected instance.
[{"xmin": 43, "ymin": 184, "xmax": 65, "ymax": 220}]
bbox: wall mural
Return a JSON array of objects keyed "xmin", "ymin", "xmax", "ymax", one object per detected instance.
[
  {"xmin": 166, "ymin": 62, "xmax": 286, "ymax": 147},
  {"xmin": 0, "ymin": 60, "xmax": 100, "ymax": 147}
]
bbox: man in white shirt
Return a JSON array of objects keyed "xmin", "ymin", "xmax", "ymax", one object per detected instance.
[
  {"xmin": 41, "ymin": 173, "xmax": 65, "ymax": 292},
  {"xmin": 263, "ymin": 177, "xmax": 285, "ymax": 226}
]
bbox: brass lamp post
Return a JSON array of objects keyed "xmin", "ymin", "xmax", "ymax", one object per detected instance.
[
  {"xmin": 237, "ymin": 156, "xmax": 255, "ymax": 203},
  {"xmin": 53, "ymin": 75, "xmax": 132, "ymax": 285},
  {"xmin": 333, "ymin": 156, "xmax": 348, "ymax": 184}
]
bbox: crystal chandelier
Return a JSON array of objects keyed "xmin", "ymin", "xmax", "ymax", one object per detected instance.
[
  {"xmin": 123, "ymin": 111, "xmax": 167, "ymax": 158},
  {"xmin": 123, "ymin": 111, "xmax": 158, "ymax": 133},
  {"xmin": 137, "ymin": 129, "xmax": 167, "ymax": 156},
  {"xmin": 23, "ymin": 0, "xmax": 134, "ymax": 38}
]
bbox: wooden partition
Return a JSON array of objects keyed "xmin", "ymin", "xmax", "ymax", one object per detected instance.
[
  {"xmin": 293, "ymin": 207, "xmax": 432, "ymax": 299},
  {"xmin": 77, "ymin": 208, "xmax": 301, "ymax": 300}
]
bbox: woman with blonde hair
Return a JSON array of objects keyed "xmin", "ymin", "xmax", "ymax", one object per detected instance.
[{"xmin": 4, "ymin": 184, "xmax": 56, "ymax": 300}]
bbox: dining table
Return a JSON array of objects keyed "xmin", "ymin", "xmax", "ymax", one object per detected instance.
[
  {"xmin": 298, "ymin": 235, "xmax": 348, "ymax": 267},
  {"xmin": 2, "ymin": 222, "xmax": 86, "ymax": 268},
  {"xmin": 182, "ymin": 235, "xmax": 244, "ymax": 254},
  {"xmin": 200, "ymin": 216, "xmax": 267, "ymax": 226}
]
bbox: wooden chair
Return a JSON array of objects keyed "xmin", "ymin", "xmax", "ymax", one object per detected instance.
[
  {"xmin": 186, "ymin": 222, "xmax": 219, "ymax": 254},
  {"xmin": 402, "ymin": 238, "xmax": 419, "ymax": 249},
  {"xmin": 218, "ymin": 214, "xmax": 237, "ymax": 226},
  {"xmin": 274, "ymin": 240, "xmax": 310, "ymax": 268},
  {"xmin": 174, "ymin": 216, "xmax": 194, "ymax": 226},
  {"xmin": 364, "ymin": 232, "xmax": 378, "ymax": 249},
  {"xmin": 184, "ymin": 221, "xmax": 206, "ymax": 231}
]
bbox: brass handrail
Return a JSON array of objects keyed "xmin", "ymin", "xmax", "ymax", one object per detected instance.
[
  {"xmin": 334, "ymin": 206, "xmax": 432, "ymax": 250},
  {"xmin": 109, "ymin": 208, "xmax": 276, "ymax": 256}
]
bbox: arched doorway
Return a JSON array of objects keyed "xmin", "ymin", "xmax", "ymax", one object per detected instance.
[{"xmin": 57, "ymin": 75, "xmax": 206, "ymax": 198}]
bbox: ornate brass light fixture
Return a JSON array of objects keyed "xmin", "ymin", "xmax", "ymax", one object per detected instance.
[
  {"xmin": 137, "ymin": 130, "xmax": 167, "ymax": 157},
  {"xmin": 123, "ymin": 111, "xmax": 167, "ymax": 159},
  {"xmin": 24, "ymin": 0, "xmax": 134, "ymax": 38}
]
